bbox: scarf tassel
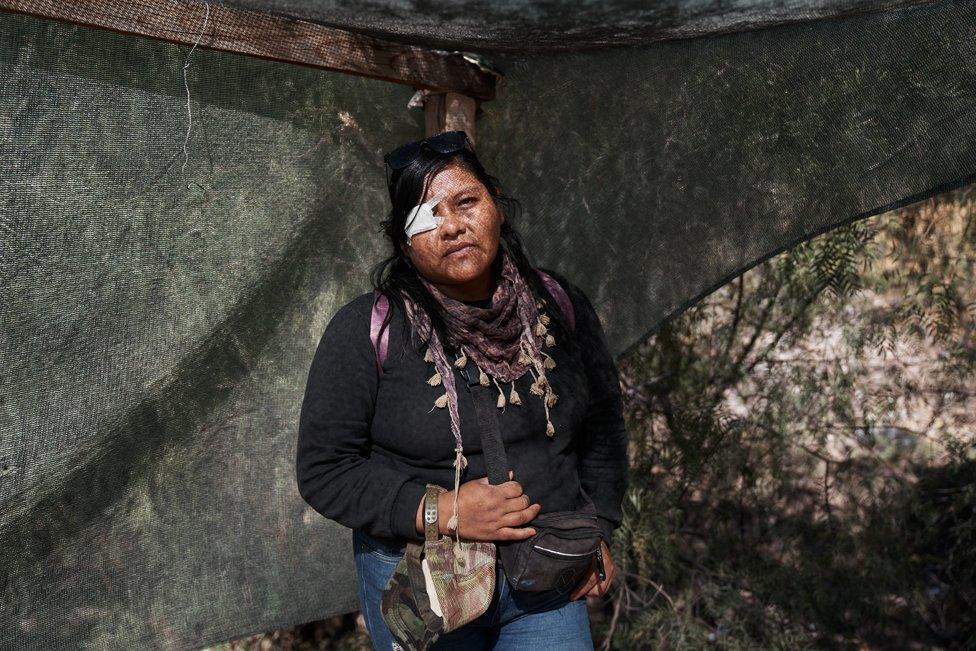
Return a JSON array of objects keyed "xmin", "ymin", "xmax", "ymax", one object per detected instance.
[
  {"xmin": 529, "ymin": 374, "xmax": 547, "ymax": 396},
  {"xmin": 546, "ymin": 390, "xmax": 558, "ymax": 408},
  {"xmin": 543, "ymin": 390, "xmax": 556, "ymax": 438},
  {"xmin": 491, "ymin": 377, "xmax": 506, "ymax": 409},
  {"xmin": 509, "ymin": 381, "xmax": 521, "ymax": 405},
  {"xmin": 447, "ymin": 446, "xmax": 465, "ymax": 534},
  {"xmin": 430, "ymin": 392, "xmax": 448, "ymax": 411}
]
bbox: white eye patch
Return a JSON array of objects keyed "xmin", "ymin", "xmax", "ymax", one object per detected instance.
[{"xmin": 404, "ymin": 192, "xmax": 446, "ymax": 240}]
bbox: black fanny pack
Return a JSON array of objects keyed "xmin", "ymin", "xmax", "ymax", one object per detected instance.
[
  {"xmin": 498, "ymin": 504, "xmax": 605, "ymax": 593},
  {"xmin": 469, "ymin": 379, "xmax": 606, "ymax": 593}
]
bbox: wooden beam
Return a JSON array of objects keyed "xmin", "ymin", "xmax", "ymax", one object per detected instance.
[{"xmin": 0, "ymin": 0, "xmax": 498, "ymax": 101}]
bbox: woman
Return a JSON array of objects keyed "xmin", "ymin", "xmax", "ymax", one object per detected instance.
[{"xmin": 296, "ymin": 131, "xmax": 629, "ymax": 649}]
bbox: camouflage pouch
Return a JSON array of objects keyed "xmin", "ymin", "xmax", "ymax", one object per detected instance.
[{"xmin": 380, "ymin": 528, "xmax": 495, "ymax": 649}]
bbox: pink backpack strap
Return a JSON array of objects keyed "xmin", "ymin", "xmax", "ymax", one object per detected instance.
[
  {"xmin": 370, "ymin": 289, "xmax": 391, "ymax": 378},
  {"xmin": 535, "ymin": 268, "xmax": 576, "ymax": 333}
]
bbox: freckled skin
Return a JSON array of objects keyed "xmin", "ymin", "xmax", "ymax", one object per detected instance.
[{"xmin": 399, "ymin": 161, "xmax": 505, "ymax": 302}]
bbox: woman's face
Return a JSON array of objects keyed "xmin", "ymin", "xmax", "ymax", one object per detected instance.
[{"xmin": 400, "ymin": 161, "xmax": 505, "ymax": 300}]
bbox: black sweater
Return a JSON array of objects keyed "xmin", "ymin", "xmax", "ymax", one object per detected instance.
[{"xmin": 295, "ymin": 268, "xmax": 629, "ymax": 545}]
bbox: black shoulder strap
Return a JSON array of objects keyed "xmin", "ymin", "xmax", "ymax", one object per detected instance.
[{"xmin": 469, "ymin": 383, "xmax": 510, "ymax": 486}]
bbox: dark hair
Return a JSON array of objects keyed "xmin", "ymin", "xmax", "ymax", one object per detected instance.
[{"xmin": 369, "ymin": 136, "xmax": 569, "ymax": 357}]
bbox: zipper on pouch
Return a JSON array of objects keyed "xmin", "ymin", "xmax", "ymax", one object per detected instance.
[
  {"xmin": 532, "ymin": 544, "xmax": 594, "ymax": 558},
  {"xmin": 595, "ymin": 544, "xmax": 606, "ymax": 581}
]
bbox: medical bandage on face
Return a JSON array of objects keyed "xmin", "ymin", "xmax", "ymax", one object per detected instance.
[{"xmin": 404, "ymin": 192, "xmax": 446, "ymax": 241}]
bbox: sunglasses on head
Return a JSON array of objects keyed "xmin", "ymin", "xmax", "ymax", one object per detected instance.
[{"xmin": 383, "ymin": 130, "xmax": 472, "ymax": 171}]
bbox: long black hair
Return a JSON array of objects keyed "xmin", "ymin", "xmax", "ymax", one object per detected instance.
[{"xmin": 369, "ymin": 135, "xmax": 570, "ymax": 357}]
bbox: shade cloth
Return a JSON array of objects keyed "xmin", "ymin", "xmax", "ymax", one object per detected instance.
[{"xmin": 1, "ymin": 1, "xmax": 974, "ymax": 647}]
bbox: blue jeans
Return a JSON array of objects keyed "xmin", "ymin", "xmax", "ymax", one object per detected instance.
[{"xmin": 353, "ymin": 528, "xmax": 594, "ymax": 650}]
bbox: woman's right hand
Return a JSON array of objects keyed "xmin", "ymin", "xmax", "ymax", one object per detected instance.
[{"xmin": 443, "ymin": 470, "xmax": 541, "ymax": 541}]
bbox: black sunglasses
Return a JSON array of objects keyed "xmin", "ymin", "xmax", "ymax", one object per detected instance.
[{"xmin": 383, "ymin": 130, "xmax": 471, "ymax": 171}]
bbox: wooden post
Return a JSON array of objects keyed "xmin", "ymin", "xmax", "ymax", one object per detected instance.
[{"xmin": 424, "ymin": 92, "xmax": 478, "ymax": 144}]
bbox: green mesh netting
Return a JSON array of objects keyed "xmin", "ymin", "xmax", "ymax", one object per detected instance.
[{"xmin": 2, "ymin": 1, "xmax": 974, "ymax": 647}]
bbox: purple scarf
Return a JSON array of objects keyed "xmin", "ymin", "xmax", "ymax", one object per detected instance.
[{"xmin": 401, "ymin": 250, "xmax": 560, "ymax": 536}]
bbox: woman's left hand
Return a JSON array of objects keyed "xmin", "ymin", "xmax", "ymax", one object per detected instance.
[{"xmin": 568, "ymin": 539, "xmax": 615, "ymax": 601}]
